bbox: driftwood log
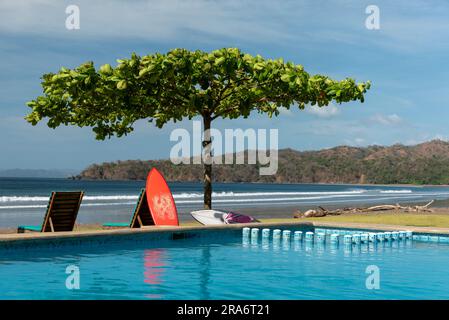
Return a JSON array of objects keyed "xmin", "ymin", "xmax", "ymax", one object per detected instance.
[{"xmin": 293, "ymin": 200, "xmax": 435, "ymax": 218}]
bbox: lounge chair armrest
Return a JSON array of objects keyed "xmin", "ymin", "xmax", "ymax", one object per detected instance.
[
  {"xmin": 102, "ymin": 222, "xmax": 130, "ymax": 228},
  {"xmin": 17, "ymin": 225, "xmax": 42, "ymax": 233}
]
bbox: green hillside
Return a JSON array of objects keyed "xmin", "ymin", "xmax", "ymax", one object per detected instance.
[{"xmin": 77, "ymin": 140, "xmax": 449, "ymax": 185}]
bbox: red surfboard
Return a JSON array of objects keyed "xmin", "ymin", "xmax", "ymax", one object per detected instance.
[{"xmin": 146, "ymin": 168, "xmax": 179, "ymax": 226}]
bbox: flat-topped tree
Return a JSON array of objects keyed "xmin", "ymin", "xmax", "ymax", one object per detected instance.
[{"xmin": 26, "ymin": 48, "xmax": 370, "ymax": 209}]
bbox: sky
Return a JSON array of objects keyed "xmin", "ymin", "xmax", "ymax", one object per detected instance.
[{"xmin": 1, "ymin": 0, "xmax": 449, "ymax": 171}]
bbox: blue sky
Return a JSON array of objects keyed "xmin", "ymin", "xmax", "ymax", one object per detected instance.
[{"xmin": 1, "ymin": 0, "xmax": 449, "ymax": 170}]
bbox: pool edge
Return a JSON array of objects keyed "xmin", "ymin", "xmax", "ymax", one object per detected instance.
[
  {"xmin": 0, "ymin": 221, "xmax": 314, "ymax": 244},
  {"xmin": 1, "ymin": 220, "xmax": 449, "ymax": 245},
  {"xmin": 312, "ymin": 221, "xmax": 449, "ymax": 235}
]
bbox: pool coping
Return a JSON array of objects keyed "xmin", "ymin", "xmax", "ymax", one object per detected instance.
[
  {"xmin": 0, "ymin": 221, "xmax": 448, "ymax": 244},
  {"xmin": 0, "ymin": 221, "xmax": 313, "ymax": 244},
  {"xmin": 311, "ymin": 221, "xmax": 449, "ymax": 235}
]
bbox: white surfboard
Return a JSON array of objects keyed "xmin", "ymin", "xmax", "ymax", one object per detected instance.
[{"xmin": 190, "ymin": 210, "xmax": 227, "ymax": 225}]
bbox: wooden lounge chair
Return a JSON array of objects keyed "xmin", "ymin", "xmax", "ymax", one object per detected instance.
[
  {"xmin": 17, "ymin": 191, "xmax": 84, "ymax": 233},
  {"xmin": 103, "ymin": 189, "xmax": 155, "ymax": 228}
]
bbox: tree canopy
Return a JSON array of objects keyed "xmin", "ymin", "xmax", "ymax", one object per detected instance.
[
  {"xmin": 26, "ymin": 48, "xmax": 371, "ymax": 209},
  {"xmin": 27, "ymin": 48, "xmax": 370, "ymax": 138}
]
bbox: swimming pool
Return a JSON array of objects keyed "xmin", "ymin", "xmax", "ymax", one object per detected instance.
[{"xmin": 1, "ymin": 225, "xmax": 449, "ymax": 300}]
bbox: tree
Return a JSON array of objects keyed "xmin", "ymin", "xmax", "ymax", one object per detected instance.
[{"xmin": 26, "ymin": 48, "xmax": 370, "ymax": 209}]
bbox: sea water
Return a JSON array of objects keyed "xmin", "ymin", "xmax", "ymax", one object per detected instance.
[{"xmin": 2, "ymin": 177, "xmax": 449, "ymax": 228}]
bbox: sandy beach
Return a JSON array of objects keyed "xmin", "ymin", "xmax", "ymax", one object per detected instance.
[{"xmin": 3, "ymin": 205, "xmax": 449, "ymax": 234}]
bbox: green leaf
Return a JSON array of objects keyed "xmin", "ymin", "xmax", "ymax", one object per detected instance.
[
  {"xmin": 138, "ymin": 68, "xmax": 149, "ymax": 77},
  {"xmin": 100, "ymin": 64, "xmax": 113, "ymax": 75},
  {"xmin": 117, "ymin": 80, "xmax": 127, "ymax": 90},
  {"xmin": 280, "ymin": 74, "xmax": 290, "ymax": 82},
  {"xmin": 214, "ymin": 57, "xmax": 225, "ymax": 66},
  {"xmin": 253, "ymin": 62, "xmax": 264, "ymax": 70}
]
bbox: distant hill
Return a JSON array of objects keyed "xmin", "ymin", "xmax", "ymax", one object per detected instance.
[
  {"xmin": 77, "ymin": 140, "xmax": 449, "ymax": 185},
  {"xmin": 0, "ymin": 169, "xmax": 78, "ymax": 178}
]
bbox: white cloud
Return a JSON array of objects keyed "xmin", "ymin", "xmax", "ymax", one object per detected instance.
[
  {"xmin": 344, "ymin": 137, "xmax": 366, "ymax": 147},
  {"xmin": 371, "ymin": 114, "xmax": 402, "ymax": 125},
  {"xmin": 0, "ymin": 0, "xmax": 305, "ymax": 44},
  {"xmin": 433, "ymin": 134, "xmax": 449, "ymax": 141},
  {"xmin": 403, "ymin": 132, "xmax": 449, "ymax": 146},
  {"xmin": 2, "ymin": 0, "xmax": 449, "ymax": 53},
  {"xmin": 305, "ymin": 103, "xmax": 340, "ymax": 118}
]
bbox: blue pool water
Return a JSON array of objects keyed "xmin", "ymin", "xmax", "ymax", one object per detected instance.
[{"xmin": 1, "ymin": 227, "xmax": 449, "ymax": 300}]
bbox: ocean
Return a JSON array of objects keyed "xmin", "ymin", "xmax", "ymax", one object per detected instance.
[{"xmin": 2, "ymin": 177, "xmax": 449, "ymax": 228}]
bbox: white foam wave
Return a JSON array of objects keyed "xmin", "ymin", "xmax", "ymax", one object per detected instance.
[
  {"xmin": 0, "ymin": 196, "xmax": 49, "ymax": 202},
  {"xmin": 0, "ymin": 195, "xmax": 139, "ymax": 203},
  {"xmin": 0, "ymin": 189, "xmax": 418, "ymax": 204},
  {"xmin": 0, "ymin": 191, "xmax": 365, "ymax": 203},
  {"xmin": 173, "ymin": 190, "xmax": 366, "ymax": 199},
  {"xmin": 1, "ymin": 192, "xmax": 442, "ymax": 210},
  {"xmin": 0, "ymin": 202, "xmax": 137, "ymax": 210},
  {"xmin": 380, "ymin": 190, "xmax": 413, "ymax": 194},
  {"xmin": 0, "ymin": 205, "xmax": 48, "ymax": 209},
  {"xmin": 5, "ymin": 189, "xmax": 449, "ymax": 211},
  {"xmin": 175, "ymin": 193, "xmax": 368, "ymax": 204},
  {"xmin": 86, "ymin": 195, "xmax": 138, "ymax": 200}
]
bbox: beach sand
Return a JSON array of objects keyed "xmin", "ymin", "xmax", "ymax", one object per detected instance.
[{"xmin": 2, "ymin": 205, "xmax": 449, "ymax": 234}]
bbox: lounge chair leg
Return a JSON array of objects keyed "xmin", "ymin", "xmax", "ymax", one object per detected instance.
[
  {"xmin": 49, "ymin": 217, "xmax": 55, "ymax": 232},
  {"xmin": 137, "ymin": 216, "xmax": 143, "ymax": 227}
]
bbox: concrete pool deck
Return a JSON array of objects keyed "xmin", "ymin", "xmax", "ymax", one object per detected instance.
[{"xmin": 1, "ymin": 221, "xmax": 449, "ymax": 245}]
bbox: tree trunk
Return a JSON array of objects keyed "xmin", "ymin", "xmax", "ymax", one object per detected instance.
[{"xmin": 202, "ymin": 114, "xmax": 212, "ymax": 209}]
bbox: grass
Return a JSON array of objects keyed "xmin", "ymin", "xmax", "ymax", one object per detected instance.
[
  {"xmin": 185, "ymin": 213, "xmax": 449, "ymax": 228},
  {"xmin": 3, "ymin": 213, "xmax": 449, "ymax": 235},
  {"xmin": 300, "ymin": 214, "xmax": 449, "ymax": 228}
]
